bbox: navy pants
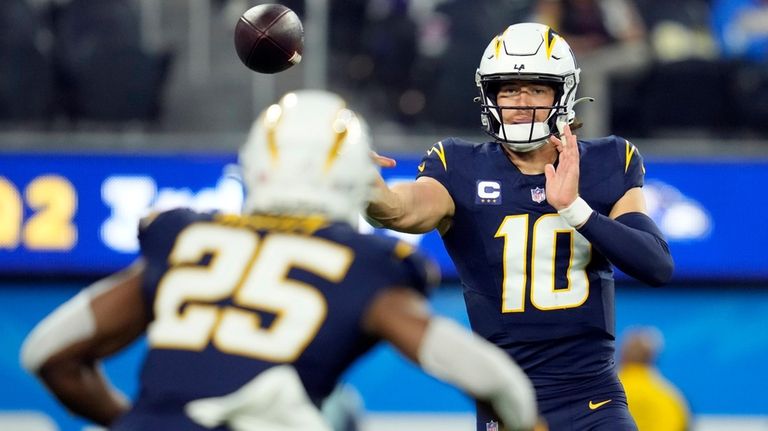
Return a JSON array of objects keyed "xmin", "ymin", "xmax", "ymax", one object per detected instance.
[{"xmin": 476, "ymin": 372, "xmax": 637, "ymax": 431}]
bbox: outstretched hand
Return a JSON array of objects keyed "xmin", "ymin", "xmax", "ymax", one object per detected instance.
[
  {"xmin": 369, "ymin": 152, "xmax": 397, "ymax": 202},
  {"xmin": 371, "ymin": 151, "xmax": 397, "ymax": 168},
  {"xmin": 544, "ymin": 125, "xmax": 580, "ymax": 210}
]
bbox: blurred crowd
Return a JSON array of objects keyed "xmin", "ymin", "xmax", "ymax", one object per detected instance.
[
  {"xmin": 0, "ymin": 0, "xmax": 171, "ymax": 128},
  {"xmin": 1, "ymin": 0, "xmax": 767, "ymax": 139}
]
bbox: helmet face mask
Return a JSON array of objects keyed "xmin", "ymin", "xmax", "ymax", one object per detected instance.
[{"xmin": 476, "ymin": 23, "xmax": 580, "ymax": 152}]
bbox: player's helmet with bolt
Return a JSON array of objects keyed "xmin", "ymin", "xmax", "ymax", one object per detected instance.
[
  {"xmin": 240, "ymin": 90, "xmax": 378, "ymax": 225},
  {"xmin": 476, "ymin": 23, "xmax": 581, "ymax": 152}
]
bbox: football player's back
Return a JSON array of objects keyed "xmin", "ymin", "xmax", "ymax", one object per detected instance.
[
  {"xmin": 117, "ymin": 209, "xmax": 431, "ymax": 430},
  {"xmin": 115, "ymin": 90, "xmax": 416, "ymax": 430}
]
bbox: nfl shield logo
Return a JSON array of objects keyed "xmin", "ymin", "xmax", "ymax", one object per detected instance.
[
  {"xmin": 486, "ymin": 421, "xmax": 499, "ymax": 431},
  {"xmin": 531, "ymin": 187, "xmax": 546, "ymax": 203}
]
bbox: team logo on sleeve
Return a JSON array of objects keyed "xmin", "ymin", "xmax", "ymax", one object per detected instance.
[
  {"xmin": 425, "ymin": 142, "xmax": 447, "ymax": 171},
  {"xmin": 625, "ymin": 139, "xmax": 645, "ymax": 174},
  {"xmin": 476, "ymin": 180, "xmax": 501, "ymax": 205},
  {"xmin": 530, "ymin": 186, "xmax": 546, "ymax": 203},
  {"xmin": 486, "ymin": 420, "xmax": 499, "ymax": 431}
]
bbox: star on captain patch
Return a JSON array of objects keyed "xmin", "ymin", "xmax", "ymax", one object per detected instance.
[{"xmin": 531, "ymin": 187, "xmax": 546, "ymax": 203}]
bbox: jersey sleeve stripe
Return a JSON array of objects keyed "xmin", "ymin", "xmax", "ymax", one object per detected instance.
[
  {"xmin": 426, "ymin": 141, "xmax": 448, "ymax": 171},
  {"xmin": 624, "ymin": 140, "xmax": 636, "ymax": 174}
]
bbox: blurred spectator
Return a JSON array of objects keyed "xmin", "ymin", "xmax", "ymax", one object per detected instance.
[
  {"xmin": 0, "ymin": 0, "xmax": 55, "ymax": 124},
  {"xmin": 609, "ymin": 1, "xmax": 757, "ymax": 138},
  {"xmin": 532, "ymin": 0, "xmax": 650, "ymax": 138},
  {"xmin": 420, "ymin": 0, "xmax": 532, "ymax": 129},
  {"xmin": 51, "ymin": 0, "xmax": 171, "ymax": 125},
  {"xmin": 634, "ymin": 0, "xmax": 716, "ymax": 62},
  {"xmin": 712, "ymin": 0, "xmax": 768, "ymax": 62},
  {"xmin": 532, "ymin": 0, "xmax": 646, "ymax": 54},
  {"xmin": 618, "ymin": 327, "xmax": 690, "ymax": 431},
  {"xmin": 359, "ymin": 0, "xmax": 419, "ymax": 123},
  {"xmin": 0, "ymin": 0, "xmax": 172, "ymax": 128},
  {"xmin": 610, "ymin": 0, "xmax": 768, "ymax": 138}
]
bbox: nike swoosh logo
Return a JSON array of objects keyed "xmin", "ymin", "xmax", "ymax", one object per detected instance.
[
  {"xmin": 417, "ymin": 162, "xmax": 425, "ymax": 172},
  {"xmin": 588, "ymin": 399, "xmax": 612, "ymax": 410}
]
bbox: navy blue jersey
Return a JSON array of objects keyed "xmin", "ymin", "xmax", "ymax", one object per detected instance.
[
  {"xmin": 417, "ymin": 137, "xmax": 644, "ymax": 387},
  {"xmin": 116, "ymin": 210, "xmax": 433, "ymax": 429}
]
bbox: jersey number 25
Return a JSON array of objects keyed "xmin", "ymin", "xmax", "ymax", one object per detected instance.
[{"xmin": 148, "ymin": 224, "xmax": 353, "ymax": 362}]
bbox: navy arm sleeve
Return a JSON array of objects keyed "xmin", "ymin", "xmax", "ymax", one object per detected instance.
[{"xmin": 578, "ymin": 211, "xmax": 674, "ymax": 286}]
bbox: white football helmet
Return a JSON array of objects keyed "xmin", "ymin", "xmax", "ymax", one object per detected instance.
[
  {"xmin": 239, "ymin": 90, "xmax": 378, "ymax": 225},
  {"xmin": 476, "ymin": 23, "xmax": 581, "ymax": 152}
]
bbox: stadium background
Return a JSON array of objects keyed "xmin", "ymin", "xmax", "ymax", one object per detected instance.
[{"xmin": 1, "ymin": 0, "xmax": 767, "ymax": 430}]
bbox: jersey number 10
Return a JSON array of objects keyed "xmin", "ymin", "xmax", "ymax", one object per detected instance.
[{"xmin": 495, "ymin": 214, "xmax": 591, "ymax": 312}]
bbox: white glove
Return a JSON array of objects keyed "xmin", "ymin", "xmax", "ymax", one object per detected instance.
[{"xmin": 185, "ymin": 365, "xmax": 332, "ymax": 431}]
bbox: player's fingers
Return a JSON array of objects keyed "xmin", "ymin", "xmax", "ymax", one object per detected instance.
[
  {"xmin": 370, "ymin": 151, "xmax": 397, "ymax": 168},
  {"xmin": 558, "ymin": 136, "xmax": 572, "ymax": 161},
  {"xmin": 560, "ymin": 143, "xmax": 577, "ymax": 171},
  {"xmin": 549, "ymin": 135, "xmax": 563, "ymax": 152},
  {"xmin": 561, "ymin": 124, "xmax": 578, "ymax": 148}
]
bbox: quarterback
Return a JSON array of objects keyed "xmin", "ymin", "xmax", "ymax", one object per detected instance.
[{"xmin": 367, "ymin": 23, "xmax": 673, "ymax": 430}]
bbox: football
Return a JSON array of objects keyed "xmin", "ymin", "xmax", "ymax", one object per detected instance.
[{"xmin": 234, "ymin": 4, "xmax": 304, "ymax": 74}]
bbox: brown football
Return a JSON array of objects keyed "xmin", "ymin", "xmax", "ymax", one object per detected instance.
[{"xmin": 234, "ymin": 4, "xmax": 303, "ymax": 74}]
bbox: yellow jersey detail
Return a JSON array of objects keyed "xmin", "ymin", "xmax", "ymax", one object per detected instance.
[
  {"xmin": 417, "ymin": 162, "xmax": 426, "ymax": 172},
  {"xmin": 215, "ymin": 213, "xmax": 328, "ymax": 234},
  {"xmin": 393, "ymin": 240, "xmax": 415, "ymax": 260},
  {"xmin": 426, "ymin": 141, "xmax": 448, "ymax": 171},
  {"xmin": 588, "ymin": 399, "xmax": 612, "ymax": 410}
]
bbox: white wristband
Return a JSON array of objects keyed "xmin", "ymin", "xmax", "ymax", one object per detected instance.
[{"xmin": 558, "ymin": 197, "xmax": 594, "ymax": 227}]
